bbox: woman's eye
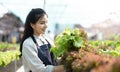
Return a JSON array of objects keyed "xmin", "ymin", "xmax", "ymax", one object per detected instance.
[
  {"xmin": 39, "ymin": 21, "xmax": 48, "ymax": 24},
  {"xmin": 40, "ymin": 22, "xmax": 44, "ymax": 24}
]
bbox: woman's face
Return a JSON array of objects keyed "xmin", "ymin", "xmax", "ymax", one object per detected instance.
[{"xmin": 31, "ymin": 14, "xmax": 48, "ymax": 36}]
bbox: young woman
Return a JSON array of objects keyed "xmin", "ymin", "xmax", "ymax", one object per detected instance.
[{"xmin": 20, "ymin": 8, "xmax": 65, "ymax": 72}]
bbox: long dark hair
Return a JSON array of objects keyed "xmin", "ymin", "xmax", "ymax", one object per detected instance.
[{"xmin": 20, "ymin": 8, "xmax": 47, "ymax": 57}]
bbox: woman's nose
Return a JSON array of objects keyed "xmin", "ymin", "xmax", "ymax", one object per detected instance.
[{"xmin": 45, "ymin": 23, "xmax": 48, "ymax": 28}]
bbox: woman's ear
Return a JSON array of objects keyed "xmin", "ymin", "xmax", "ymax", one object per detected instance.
[{"xmin": 30, "ymin": 23, "xmax": 34, "ymax": 29}]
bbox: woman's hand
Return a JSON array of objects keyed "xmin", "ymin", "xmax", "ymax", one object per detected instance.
[{"xmin": 53, "ymin": 65, "xmax": 65, "ymax": 72}]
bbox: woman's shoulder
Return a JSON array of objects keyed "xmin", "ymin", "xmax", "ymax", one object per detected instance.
[{"xmin": 23, "ymin": 37, "xmax": 34, "ymax": 46}]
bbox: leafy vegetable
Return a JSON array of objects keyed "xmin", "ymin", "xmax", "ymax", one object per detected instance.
[
  {"xmin": 0, "ymin": 42, "xmax": 21, "ymax": 67},
  {"xmin": 50, "ymin": 28, "xmax": 87, "ymax": 59}
]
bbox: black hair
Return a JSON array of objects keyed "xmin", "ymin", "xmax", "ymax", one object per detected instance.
[{"xmin": 19, "ymin": 8, "xmax": 47, "ymax": 57}]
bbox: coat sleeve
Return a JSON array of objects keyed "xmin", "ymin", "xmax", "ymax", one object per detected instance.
[{"xmin": 22, "ymin": 38, "xmax": 54, "ymax": 72}]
